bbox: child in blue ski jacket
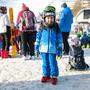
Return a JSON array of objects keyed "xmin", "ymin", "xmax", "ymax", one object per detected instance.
[{"xmin": 35, "ymin": 6, "xmax": 62, "ymax": 85}]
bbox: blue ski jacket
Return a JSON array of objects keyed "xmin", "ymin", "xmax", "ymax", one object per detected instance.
[
  {"xmin": 35, "ymin": 24, "xmax": 62, "ymax": 54},
  {"xmin": 59, "ymin": 7, "xmax": 73, "ymax": 32}
]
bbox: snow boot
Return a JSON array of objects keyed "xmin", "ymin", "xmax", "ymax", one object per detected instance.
[
  {"xmin": 41, "ymin": 76, "xmax": 51, "ymax": 83},
  {"xmin": 51, "ymin": 77, "xmax": 58, "ymax": 85}
]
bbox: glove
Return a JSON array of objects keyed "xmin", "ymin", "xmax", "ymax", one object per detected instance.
[
  {"xmin": 35, "ymin": 51, "xmax": 39, "ymax": 57},
  {"xmin": 56, "ymin": 47, "xmax": 62, "ymax": 57},
  {"xmin": 35, "ymin": 45, "xmax": 39, "ymax": 57}
]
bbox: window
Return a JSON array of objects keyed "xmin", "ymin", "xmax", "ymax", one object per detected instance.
[{"xmin": 84, "ymin": 10, "xmax": 90, "ymax": 19}]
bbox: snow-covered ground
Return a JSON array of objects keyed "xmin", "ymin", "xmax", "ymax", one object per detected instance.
[{"xmin": 0, "ymin": 48, "xmax": 90, "ymax": 90}]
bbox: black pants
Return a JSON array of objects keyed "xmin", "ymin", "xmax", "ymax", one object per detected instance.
[
  {"xmin": 62, "ymin": 32, "xmax": 70, "ymax": 54},
  {"xmin": 1, "ymin": 26, "xmax": 11, "ymax": 51},
  {"xmin": 81, "ymin": 43, "xmax": 87, "ymax": 48},
  {"xmin": 21, "ymin": 31, "xmax": 36, "ymax": 56}
]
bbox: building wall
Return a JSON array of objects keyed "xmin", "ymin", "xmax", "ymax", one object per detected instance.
[{"xmin": 65, "ymin": 0, "xmax": 90, "ymax": 16}]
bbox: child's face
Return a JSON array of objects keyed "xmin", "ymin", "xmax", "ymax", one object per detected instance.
[{"xmin": 45, "ymin": 16, "xmax": 55, "ymax": 25}]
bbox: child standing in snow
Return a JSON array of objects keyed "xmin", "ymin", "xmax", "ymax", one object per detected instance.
[{"xmin": 35, "ymin": 6, "xmax": 62, "ymax": 85}]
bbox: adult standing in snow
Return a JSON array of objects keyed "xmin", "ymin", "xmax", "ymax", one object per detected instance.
[
  {"xmin": 35, "ymin": 6, "xmax": 62, "ymax": 85},
  {"xmin": 59, "ymin": 3, "xmax": 73, "ymax": 55},
  {"xmin": 17, "ymin": 3, "xmax": 36, "ymax": 60},
  {"xmin": 0, "ymin": 6, "xmax": 11, "ymax": 58}
]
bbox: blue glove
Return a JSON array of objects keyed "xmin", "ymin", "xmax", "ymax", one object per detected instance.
[
  {"xmin": 56, "ymin": 47, "xmax": 62, "ymax": 57},
  {"xmin": 35, "ymin": 45, "xmax": 39, "ymax": 51}
]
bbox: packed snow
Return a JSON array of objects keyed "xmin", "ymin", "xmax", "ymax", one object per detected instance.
[{"xmin": 0, "ymin": 48, "xmax": 90, "ymax": 90}]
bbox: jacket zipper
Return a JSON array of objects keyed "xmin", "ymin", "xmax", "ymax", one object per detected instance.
[{"xmin": 48, "ymin": 28, "xmax": 50, "ymax": 52}]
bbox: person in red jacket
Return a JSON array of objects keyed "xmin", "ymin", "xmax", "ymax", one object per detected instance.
[{"xmin": 17, "ymin": 3, "xmax": 37, "ymax": 60}]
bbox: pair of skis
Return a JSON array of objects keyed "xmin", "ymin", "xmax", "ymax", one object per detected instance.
[{"xmin": 9, "ymin": 7, "xmax": 17, "ymax": 57}]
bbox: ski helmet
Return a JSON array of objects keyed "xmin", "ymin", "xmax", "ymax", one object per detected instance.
[{"xmin": 43, "ymin": 5, "xmax": 56, "ymax": 18}]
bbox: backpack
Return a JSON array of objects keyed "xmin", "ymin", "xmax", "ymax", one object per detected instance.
[{"xmin": 21, "ymin": 10, "xmax": 35, "ymax": 31}]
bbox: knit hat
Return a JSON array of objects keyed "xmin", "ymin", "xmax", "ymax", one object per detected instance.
[
  {"xmin": 22, "ymin": 3, "xmax": 29, "ymax": 11},
  {"xmin": 43, "ymin": 5, "xmax": 56, "ymax": 18}
]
